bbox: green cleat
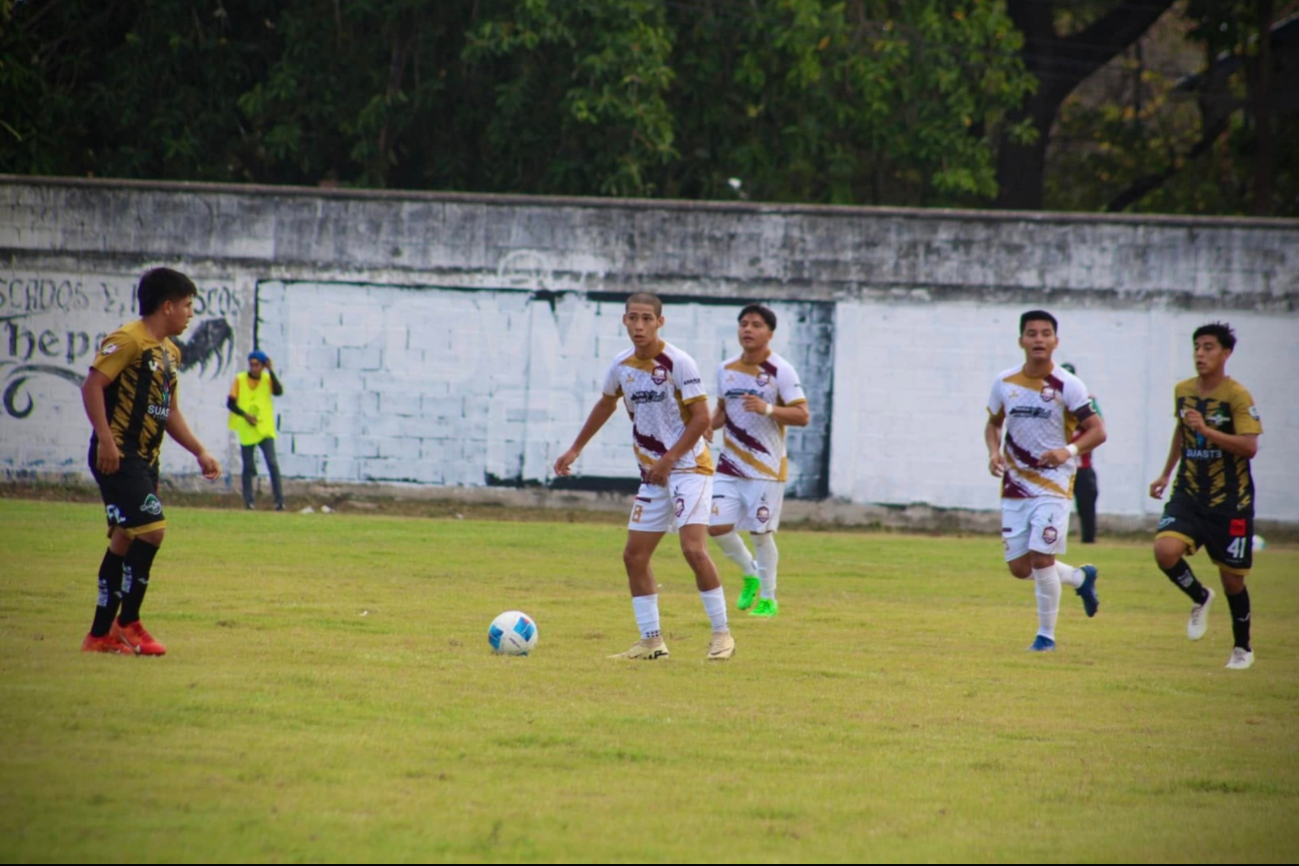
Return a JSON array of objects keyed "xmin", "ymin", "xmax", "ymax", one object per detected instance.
[
  {"xmin": 736, "ymin": 576, "xmax": 760, "ymax": 611},
  {"xmin": 750, "ymin": 598, "xmax": 779, "ymax": 618}
]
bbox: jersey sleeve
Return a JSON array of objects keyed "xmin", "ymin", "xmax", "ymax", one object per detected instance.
[
  {"xmin": 1232, "ymin": 387, "xmax": 1263, "ymax": 435},
  {"xmin": 715, "ymin": 362, "xmax": 726, "ymax": 402},
  {"xmin": 90, "ymin": 329, "xmax": 139, "ymax": 383},
  {"xmin": 1065, "ymin": 377, "xmax": 1097, "ymax": 422},
  {"xmin": 777, "ymin": 362, "xmax": 807, "ymax": 407},
  {"xmin": 675, "ymin": 353, "xmax": 708, "ymax": 405},
  {"xmin": 601, "ymin": 361, "xmax": 623, "ymax": 398},
  {"xmin": 987, "ymin": 379, "xmax": 1005, "ymax": 423}
]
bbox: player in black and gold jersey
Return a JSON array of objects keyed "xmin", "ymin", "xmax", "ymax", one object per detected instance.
[
  {"xmin": 79, "ymin": 268, "xmax": 221, "ymax": 656},
  {"xmin": 1150, "ymin": 323, "xmax": 1262, "ymax": 670}
]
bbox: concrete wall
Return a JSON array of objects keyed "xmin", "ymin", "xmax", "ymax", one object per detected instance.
[{"xmin": 2, "ymin": 177, "xmax": 1296, "ymax": 521}]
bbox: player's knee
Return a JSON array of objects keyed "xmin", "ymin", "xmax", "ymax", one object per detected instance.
[
  {"xmin": 1152, "ymin": 540, "xmax": 1182, "ymax": 570},
  {"xmin": 1220, "ymin": 572, "xmax": 1246, "ymax": 595},
  {"xmin": 622, "ymin": 546, "xmax": 651, "ymax": 570},
  {"xmin": 1007, "ymin": 560, "xmax": 1033, "ymax": 579},
  {"xmin": 708, "ymin": 524, "xmax": 733, "ymax": 537},
  {"xmin": 136, "ymin": 528, "xmax": 165, "ymax": 547}
]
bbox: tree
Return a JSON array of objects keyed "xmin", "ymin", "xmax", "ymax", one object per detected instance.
[{"xmin": 994, "ymin": 0, "xmax": 1176, "ymax": 210}]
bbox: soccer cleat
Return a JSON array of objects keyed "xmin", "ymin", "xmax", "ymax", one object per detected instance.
[
  {"xmin": 749, "ymin": 598, "xmax": 779, "ymax": 618},
  {"xmin": 111, "ymin": 619, "xmax": 167, "ymax": 656},
  {"xmin": 608, "ymin": 638, "xmax": 669, "ymax": 661},
  {"xmin": 1188, "ymin": 587, "xmax": 1215, "ymax": 641},
  {"xmin": 1076, "ymin": 564, "xmax": 1099, "ymax": 617},
  {"xmin": 706, "ymin": 631, "xmax": 736, "ymax": 660},
  {"xmin": 1225, "ymin": 647, "xmax": 1254, "ymax": 670},
  {"xmin": 81, "ymin": 632, "xmax": 134, "ymax": 655},
  {"xmin": 1028, "ymin": 635, "xmax": 1056, "ymax": 652},
  {"xmin": 736, "ymin": 576, "xmax": 760, "ymax": 611}
]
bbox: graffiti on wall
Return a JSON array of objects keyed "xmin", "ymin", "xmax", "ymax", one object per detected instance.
[{"xmin": 0, "ymin": 273, "xmax": 244, "ymax": 473}]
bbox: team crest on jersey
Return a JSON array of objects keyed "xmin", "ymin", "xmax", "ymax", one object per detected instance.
[
  {"xmin": 756, "ymin": 371, "xmax": 771, "ymax": 386},
  {"xmin": 652, "ymin": 366, "xmax": 668, "ymax": 385},
  {"xmin": 101, "ymin": 343, "xmax": 120, "ymax": 356},
  {"xmin": 756, "ymin": 506, "xmax": 771, "ymax": 524},
  {"xmin": 1040, "ymin": 386, "xmax": 1056, "ymax": 402},
  {"xmin": 1248, "ymin": 405, "xmax": 1260, "ymax": 420},
  {"xmin": 1041, "ymin": 526, "xmax": 1058, "ymax": 544},
  {"xmin": 140, "ymin": 494, "xmax": 163, "ymax": 516}
]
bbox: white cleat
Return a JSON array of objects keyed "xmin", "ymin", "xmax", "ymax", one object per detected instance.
[
  {"xmin": 706, "ymin": 630, "xmax": 735, "ymax": 661},
  {"xmin": 609, "ymin": 637, "xmax": 670, "ymax": 660},
  {"xmin": 1187, "ymin": 587, "xmax": 1215, "ymax": 641},
  {"xmin": 1225, "ymin": 647, "xmax": 1254, "ymax": 670}
]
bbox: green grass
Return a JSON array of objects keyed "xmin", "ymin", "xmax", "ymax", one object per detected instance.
[{"xmin": 1, "ymin": 499, "xmax": 1297, "ymax": 863}]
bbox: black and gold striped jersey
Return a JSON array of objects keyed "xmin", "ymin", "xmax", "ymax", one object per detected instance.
[
  {"xmin": 90, "ymin": 321, "xmax": 181, "ymax": 466},
  {"xmin": 1171, "ymin": 377, "xmax": 1262, "ymax": 515}
]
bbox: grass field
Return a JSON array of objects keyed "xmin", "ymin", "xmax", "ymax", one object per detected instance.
[{"xmin": 2, "ymin": 498, "xmax": 1297, "ymax": 863}]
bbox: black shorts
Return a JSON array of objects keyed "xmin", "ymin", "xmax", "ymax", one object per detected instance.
[
  {"xmin": 1156, "ymin": 494, "xmax": 1252, "ymax": 575},
  {"xmin": 89, "ymin": 444, "xmax": 166, "ymax": 538}
]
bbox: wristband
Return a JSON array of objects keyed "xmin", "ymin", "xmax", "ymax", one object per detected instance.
[
  {"xmin": 764, "ymin": 404, "xmax": 774, "ymax": 417},
  {"xmin": 1066, "ymin": 443, "xmax": 1079, "ymax": 458}
]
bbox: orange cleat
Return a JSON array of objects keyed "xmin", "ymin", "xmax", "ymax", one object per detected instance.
[
  {"xmin": 111, "ymin": 619, "xmax": 167, "ymax": 656},
  {"xmin": 81, "ymin": 632, "xmax": 134, "ymax": 655}
]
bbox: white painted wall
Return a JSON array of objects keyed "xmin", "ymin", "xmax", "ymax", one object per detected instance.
[{"xmin": 830, "ymin": 301, "xmax": 1298, "ymax": 519}]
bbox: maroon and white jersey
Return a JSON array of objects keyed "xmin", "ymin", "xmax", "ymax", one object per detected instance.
[
  {"xmin": 715, "ymin": 351, "xmax": 807, "ymax": 482},
  {"xmin": 988, "ymin": 363, "xmax": 1098, "ymax": 500},
  {"xmin": 603, "ymin": 340, "xmax": 713, "ymax": 479}
]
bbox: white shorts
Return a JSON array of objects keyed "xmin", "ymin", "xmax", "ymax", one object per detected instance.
[
  {"xmin": 710, "ymin": 476, "xmax": 785, "ymax": 533},
  {"xmin": 1001, "ymin": 497, "xmax": 1071, "ymax": 561},
  {"xmin": 628, "ymin": 473, "xmax": 714, "ymax": 533}
]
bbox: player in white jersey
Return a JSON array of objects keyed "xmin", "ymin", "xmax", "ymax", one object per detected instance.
[
  {"xmin": 984, "ymin": 310, "xmax": 1107, "ymax": 652},
  {"xmin": 554, "ymin": 293, "xmax": 735, "ymax": 661},
  {"xmin": 706, "ymin": 304, "xmax": 810, "ymax": 619}
]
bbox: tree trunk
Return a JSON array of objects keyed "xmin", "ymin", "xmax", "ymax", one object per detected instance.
[{"xmin": 996, "ymin": 0, "xmax": 1177, "ymax": 211}]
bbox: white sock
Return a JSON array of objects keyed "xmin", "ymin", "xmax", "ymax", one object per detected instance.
[
  {"xmin": 712, "ymin": 530, "xmax": 757, "ymax": 576},
  {"xmin": 632, "ymin": 594, "xmax": 661, "ymax": 640},
  {"xmin": 1055, "ymin": 561, "xmax": 1082, "ymax": 589},
  {"xmin": 1033, "ymin": 567, "xmax": 1060, "ymax": 640},
  {"xmin": 752, "ymin": 532, "xmax": 779, "ymax": 600},
  {"xmin": 700, "ymin": 587, "xmax": 728, "ymax": 633}
]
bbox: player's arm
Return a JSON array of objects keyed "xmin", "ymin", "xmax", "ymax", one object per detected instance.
[
  {"xmin": 227, "ymin": 378, "xmax": 258, "ymax": 426},
  {"xmin": 739, "ymin": 394, "xmax": 809, "ymax": 427},
  {"xmin": 1149, "ymin": 426, "xmax": 1181, "ymax": 499},
  {"xmin": 267, "ymin": 357, "xmax": 284, "ymax": 396},
  {"xmin": 984, "ymin": 413, "xmax": 1006, "ymax": 478},
  {"xmin": 553, "ymin": 393, "xmax": 619, "ymax": 477},
  {"xmin": 704, "ymin": 397, "xmax": 726, "ymax": 443},
  {"xmin": 165, "ymin": 397, "xmax": 221, "ymax": 480},
  {"xmin": 82, "ymin": 369, "xmax": 121, "ymax": 475},
  {"xmin": 1182, "ymin": 409, "xmax": 1259, "ymax": 459},
  {"xmin": 1041, "ymin": 414, "xmax": 1106, "ymax": 469},
  {"xmin": 646, "ymin": 398, "xmax": 711, "ymax": 486}
]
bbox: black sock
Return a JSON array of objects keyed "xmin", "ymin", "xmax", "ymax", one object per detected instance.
[
  {"xmin": 90, "ymin": 549, "xmax": 125, "ymax": 636},
  {"xmin": 1161, "ymin": 559, "xmax": 1209, "ymax": 605},
  {"xmin": 1226, "ymin": 587, "xmax": 1251, "ymax": 651},
  {"xmin": 118, "ymin": 540, "xmax": 159, "ymax": 626}
]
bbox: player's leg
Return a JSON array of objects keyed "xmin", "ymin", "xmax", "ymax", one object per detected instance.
[
  {"xmin": 1204, "ymin": 515, "xmax": 1254, "ymax": 669},
  {"xmin": 1154, "ymin": 501, "xmax": 1214, "ymax": 640},
  {"xmin": 1025, "ymin": 499, "xmax": 1073, "ymax": 651},
  {"xmin": 106, "ymin": 461, "xmax": 169, "ymax": 655},
  {"xmin": 83, "ymin": 522, "xmax": 134, "ymax": 655},
  {"xmin": 611, "ymin": 487, "xmax": 669, "ymax": 659},
  {"xmin": 748, "ymin": 481, "xmax": 783, "ymax": 617},
  {"xmin": 259, "ymin": 438, "xmax": 285, "ymax": 511},
  {"xmin": 749, "ymin": 532, "xmax": 779, "ymax": 617},
  {"xmin": 240, "ymin": 443, "xmax": 258, "ymax": 509},
  {"xmin": 677, "ymin": 476, "xmax": 733, "ymax": 660},
  {"xmin": 709, "ymin": 478, "xmax": 759, "ymax": 610}
]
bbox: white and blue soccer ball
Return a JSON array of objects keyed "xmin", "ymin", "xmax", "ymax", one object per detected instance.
[
  {"xmin": 489, "ymin": 610, "xmax": 538, "ymax": 656},
  {"xmin": 1253, "ymin": 534, "xmax": 1266, "ymax": 553}
]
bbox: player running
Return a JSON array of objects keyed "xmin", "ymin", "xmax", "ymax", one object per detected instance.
[
  {"xmin": 1149, "ymin": 323, "xmax": 1262, "ymax": 670},
  {"xmin": 984, "ymin": 311, "xmax": 1106, "ymax": 652}
]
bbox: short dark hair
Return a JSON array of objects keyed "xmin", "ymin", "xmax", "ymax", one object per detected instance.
[
  {"xmin": 1193, "ymin": 322, "xmax": 1236, "ymax": 351},
  {"xmin": 1020, "ymin": 310, "xmax": 1058, "ymax": 334},
  {"xmin": 738, "ymin": 304, "xmax": 776, "ymax": 331},
  {"xmin": 625, "ymin": 292, "xmax": 662, "ymax": 316},
  {"xmin": 138, "ymin": 268, "xmax": 198, "ymax": 316}
]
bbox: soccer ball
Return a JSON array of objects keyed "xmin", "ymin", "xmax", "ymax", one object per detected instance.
[
  {"xmin": 1253, "ymin": 535, "xmax": 1266, "ymax": 552},
  {"xmin": 489, "ymin": 610, "xmax": 538, "ymax": 656}
]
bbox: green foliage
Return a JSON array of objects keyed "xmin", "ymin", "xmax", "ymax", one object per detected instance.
[
  {"xmin": 2, "ymin": 500, "xmax": 1299, "ymax": 861},
  {"xmin": 1, "ymin": 0, "xmax": 1032, "ymax": 205}
]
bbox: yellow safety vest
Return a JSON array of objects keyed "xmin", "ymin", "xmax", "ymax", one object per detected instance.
[{"xmin": 228, "ymin": 371, "xmax": 277, "ymax": 445}]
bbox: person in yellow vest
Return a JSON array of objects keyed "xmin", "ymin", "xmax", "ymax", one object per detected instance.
[{"xmin": 228, "ymin": 350, "xmax": 285, "ymax": 510}]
